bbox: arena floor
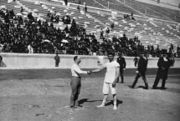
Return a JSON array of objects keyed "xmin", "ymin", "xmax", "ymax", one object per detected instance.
[{"xmin": 0, "ymin": 71, "xmax": 180, "ymax": 121}]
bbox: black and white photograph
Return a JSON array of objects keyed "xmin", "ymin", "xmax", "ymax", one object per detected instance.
[{"xmin": 0, "ymin": 0, "xmax": 180, "ymax": 121}]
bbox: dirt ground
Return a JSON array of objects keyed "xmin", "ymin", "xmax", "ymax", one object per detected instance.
[{"xmin": 0, "ymin": 74, "xmax": 180, "ymax": 121}]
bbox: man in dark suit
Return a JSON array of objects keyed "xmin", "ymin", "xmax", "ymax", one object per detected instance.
[
  {"xmin": 131, "ymin": 53, "xmax": 149, "ymax": 89},
  {"xmin": 117, "ymin": 53, "xmax": 126, "ymax": 83},
  {"xmin": 152, "ymin": 52, "xmax": 174, "ymax": 89},
  {"xmin": 54, "ymin": 52, "xmax": 60, "ymax": 67}
]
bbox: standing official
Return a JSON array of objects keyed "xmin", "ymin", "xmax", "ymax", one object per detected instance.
[
  {"xmin": 131, "ymin": 53, "xmax": 149, "ymax": 89},
  {"xmin": 70, "ymin": 56, "xmax": 90, "ymax": 108},
  {"xmin": 54, "ymin": 52, "xmax": 60, "ymax": 67},
  {"xmin": 152, "ymin": 53, "xmax": 174, "ymax": 89},
  {"xmin": 117, "ymin": 53, "xmax": 126, "ymax": 83}
]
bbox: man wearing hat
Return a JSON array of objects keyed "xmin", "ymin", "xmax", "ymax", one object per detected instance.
[
  {"xmin": 117, "ymin": 52, "xmax": 126, "ymax": 83},
  {"xmin": 152, "ymin": 52, "xmax": 174, "ymax": 89},
  {"xmin": 131, "ymin": 52, "xmax": 149, "ymax": 89}
]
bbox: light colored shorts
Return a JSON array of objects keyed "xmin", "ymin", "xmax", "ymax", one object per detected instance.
[{"xmin": 103, "ymin": 82, "xmax": 116, "ymax": 95}]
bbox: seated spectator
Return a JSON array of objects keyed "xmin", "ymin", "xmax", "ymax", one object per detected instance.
[
  {"xmin": 27, "ymin": 12, "xmax": 34, "ymax": 22},
  {"xmin": 20, "ymin": 7, "xmax": 24, "ymax": 13},
  {"xmin": 110, "ymin": 23, "xmax": 114, "ymax": 29},
  {"xmin": 62, "ymin": 15, "xmax": 71, "ymax": 24},
  {"xmin": 124, "ymin": 13, "xmax": 135, "ymax": 20},
  {"xmin": 124, "ymin": 14, "xmax": 130, "ymax": 20},
  {"xmin": 130, "ymin": 12, "xmax": 135, "ymax": 20},
  {"xmin": 27, "ymin": 44, "xmax": 34, "ymax": 54},
  {"xmin": 77, "ymin": 4, "xmax": 80, "ymax": 12},
  {"xmin": 84, "ymin": 2, "xmax": 87, "ymax": 13},
  {"xmin": 100, "ymin": 28, "xmax": 104, "ymax": 39}
]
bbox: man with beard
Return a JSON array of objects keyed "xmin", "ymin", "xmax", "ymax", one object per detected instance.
[{"xmin": 152, "ymin": 52, "xmax": 174, "ymax": 89}]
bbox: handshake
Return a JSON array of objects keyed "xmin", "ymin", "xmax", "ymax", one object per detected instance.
[{"xmin": 87, "ymin": 70, "xmax": 93, "ymax": 75}]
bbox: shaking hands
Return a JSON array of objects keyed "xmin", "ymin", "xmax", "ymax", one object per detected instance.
[{"xmin": 87, "ymin": 71, "xmax": 92, "ymax": 75}]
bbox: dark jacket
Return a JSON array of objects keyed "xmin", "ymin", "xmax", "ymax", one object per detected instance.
[
  {"xmin": 157, "ymin": 57, "xmax": 173, "ymax": 79},
  {"xmin": 137, "ymin": 56, "xmax": 148, "ymax": 74},
  {"xmin": 158, "ymin": 57, "xmax": 171, "ymax": 71},
  {"xmin": 54, "ymin": 55, "xmax": 60, "ymax": 62},
  {"xmin": 117, "ymin": 57, "xmax": 126, "ymax": 69}
]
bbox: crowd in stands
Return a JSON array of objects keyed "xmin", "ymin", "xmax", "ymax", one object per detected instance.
[
  {"xmin": 123, "ymin": 12, "xmax": 135, "ymax": 21},
  {"xmin": 0, "ymin": 7, "xmax": 179, "ymax": 57},
  {"xmin": 46, "ymin": 11, "xmax": 71, "ymax": 23}
]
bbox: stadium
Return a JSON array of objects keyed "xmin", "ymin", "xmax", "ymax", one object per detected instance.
[{"xmin": 0, "ymin": 0, "xmax": 180, "ymax": 121}]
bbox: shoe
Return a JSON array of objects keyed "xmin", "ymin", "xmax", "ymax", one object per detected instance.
[
  {"xmin": 70, "ymin": 105, "xmax": 77, "ymax": 109},
  {"xmin": 97, "ymin": 104, "xmax": 105, "ymax": 108},
  {"xmin": 113, "ymin": 106, "xmax": 117, "ymax": 110},
  {"xmin": 152, "ymin": 87, "xmax": 157, "ymax": 89},
  {"xmin": 129, "ymin": 85, "xmax": 134, "ymax": 89},
  {"xmin": 161, "ymin": 87, "xmax": 167, "ymax": 90},
  {"xmin": 77, "ymin": 104, "xmax": 83, "ymax": 107},
  {"xmin": 132, "ymin": 87, "xmax": 135, "ymax": 89},
  {"xmin": 144, "ymin": 86, "xmax": 149, "ymax": 89}
]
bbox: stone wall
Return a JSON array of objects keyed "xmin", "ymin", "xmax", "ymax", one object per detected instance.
[{"xmin": 0, "ymin": 53, "xmax": 180, "ymax": 69}]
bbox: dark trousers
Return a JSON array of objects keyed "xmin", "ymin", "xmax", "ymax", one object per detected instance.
[
  {"xmin": 70, "ymin": 77, "xmax": 81, "ymax": 107},
  {"xmin": 118, "ymin": 68, "xmax": 124, "ymax": 83},
  {"xmin": 55, "ymin": 61, "xmax": 59, "ymax": 67},
  {"xmin": 153, "ymin": 74, "xmax": 167, "ymax": 88},
  {"xmin": 132, "ymin": 72, "xmax": 149, "ymax": 88}
]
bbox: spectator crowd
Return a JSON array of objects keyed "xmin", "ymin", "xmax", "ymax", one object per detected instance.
[{"xmin": 0, "ymin": 7, "xmax": 179, "ymax": 57}]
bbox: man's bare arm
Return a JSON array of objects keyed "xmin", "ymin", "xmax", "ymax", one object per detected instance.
[
  {"xmin": 91, "ymin": 66, "xmax": 106, "ymax": 73},
  {"xmin": 112, "ymin": 67, "xmax": 120, "ymax": 86}
]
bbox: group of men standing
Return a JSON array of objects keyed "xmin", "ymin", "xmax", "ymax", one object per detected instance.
[
  {"xmin": 116, "ymin": 52, "xmax": 174, "ymax": 89},
  {"xmin": 69, "ymin": 52, "xmax": 175, "ymax": 110}
]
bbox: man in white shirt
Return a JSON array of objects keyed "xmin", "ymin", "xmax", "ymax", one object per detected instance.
[
  {"xmin": 70, "ymin": 56, "xmax": 90, "ymax": 108},
  {"xmin": 92, "ymin": 53, "xmax": 120, "ymax": 110}
]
